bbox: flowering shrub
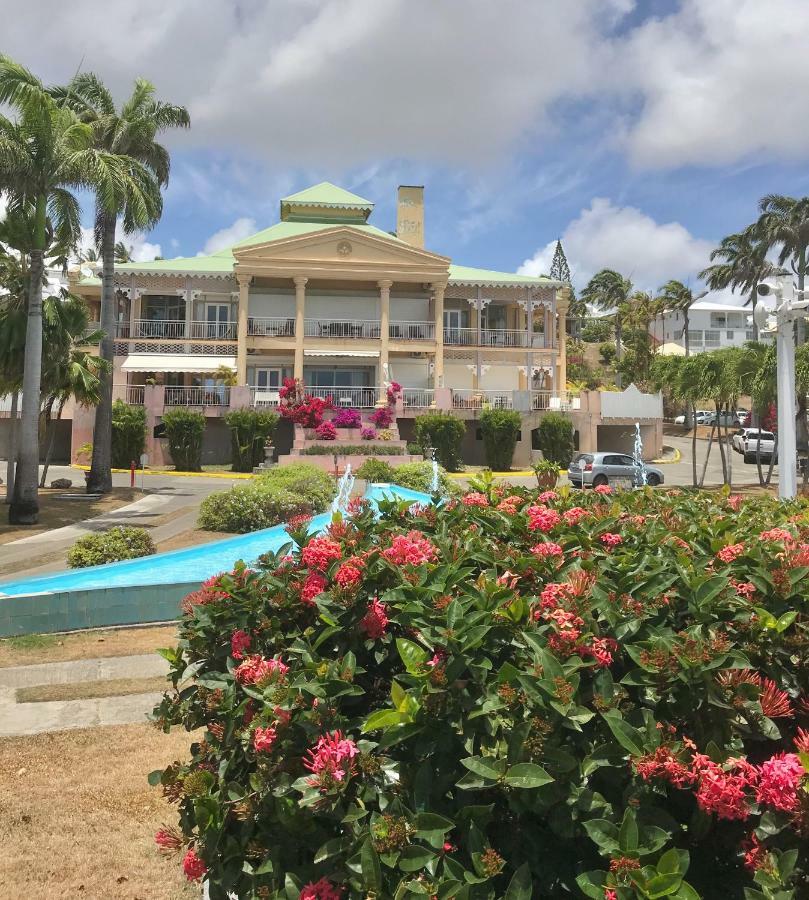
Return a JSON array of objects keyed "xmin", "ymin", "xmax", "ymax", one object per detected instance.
[
  {"xmin": 360, "ymin": 427, "xmax": 377, "ymax": 441},
  {"xmin": 332, "ymin": 408, "xmax": 363, "ymax": 429},
  {"xmin": 279, "ymin": 378, "xmax": 334, "ymax": 428},
  {"xmin": 154, "ymin": 487, "xmax": 809, "ymax": 898},
  {"xmin": 369, "ymin": 406, "xmax": 394, "ymax": 429},
  {"xmin": 314, "ymin": 421, "xmax": 337, "ymax": 441}
]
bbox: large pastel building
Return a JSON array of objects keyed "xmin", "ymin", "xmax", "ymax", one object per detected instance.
[{"xmin": 64, "ymin": 182, "xmax": 661, "ymax": 466}]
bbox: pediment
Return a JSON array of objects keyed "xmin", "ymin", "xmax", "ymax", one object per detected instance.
[{"xmin": 233, "ymin": 226, "xmax": 450, "ymax": 279}]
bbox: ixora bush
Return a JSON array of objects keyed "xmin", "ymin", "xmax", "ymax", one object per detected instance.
[
  {"xmin": 280, "ymin": 378, "xmax": 333, "ymax": 429},
  {"xmin": 163, "ymin": 407, "xmax": 206, "ymax": 472},
  {"xmin": 67, "ymin": 525, "xmax": 155, "ymax": 568},
  {"xmin": 154, "ymin": 487, "xmax": 809, "ymax": 898},
  {"xmin": 537, "ymin": 411, "xmax": 575, "ymax": 468},
  {"xmin": 479, "ymin": 408, "xmax": 522, "ymax": 471},
  {"xmin": 332, "ymin": 408, "xmax": 363, "ymax": 429},
  {"xmin": 198, "ymin": 464, "xmax": 335, "ymax": 533},
  {"xmin": 111, "ymin": 400, "xmax": 146, "ymax": 469},
  {"xmin": 224, "ymin": 408, "xmax": 279, "ymax": 473},
  {"xmin": 413, "ymin": 412, "xmax": 466, "ymax": 472}
]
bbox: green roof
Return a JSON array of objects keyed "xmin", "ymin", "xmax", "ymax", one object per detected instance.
[
  {"xmin": 448, "ymin": 264, "xmax": 556, "ymax": 287},
  {"xmin": 281, "ymin": 181, "xmax": 373, "ymax": 210},
  {"xmin": 78, "ymin": 275, "xmax": 101, "ymax": 287},
  {"xmin": 232, "ymin": 220, "xmax": 401, "ymax": 250}
]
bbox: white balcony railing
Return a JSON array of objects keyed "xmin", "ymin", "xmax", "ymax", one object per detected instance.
[
  {"xmin": 116, "ymin": 384, "xmax": 145, "ymax": 405},
  {"xmin": 304, "ymin": 319, "xmax": 381, "ymax": 339},
  {"xmin": 390, "ymin": 321, "xmax": 435, "ymax": 341},
  {"xmin": 250, "ymin": 386, "xmax": 280, "ymax": 407},
  {"xmin": 164, "ymin": 386, "xmax": 230, "ymax": 407},
  {"xmin": 248, "ymin": 317, "xmax": 295, "ymax": 337},
  {"xmin": 444, "ymin": 327, "xmax": 478, "ymax": 346},
  {"xmin": 132, "ymin": 319, "xmax": 186, "ymax": 339},
  {"xmin": 531, "ymin": 391, "xmax": 578, "ymax": 411},
  {"xmin": 402, "ymin": 388, "xmax": 434, "ymax": 408},
  {"xmin": 452, "ymin": 389, "xmax": 514, "ymax": 410},
  {"xmin": 189, "ymin": 321, "xmax": 237, "ymax": 340},
  {"xmin": 119, "ymin": 319, "xmax": 237, "ymax": 340},
  {"xmin": 444, "ymin": 328, "xmax": 550, "ymax": 348},
  {"xmin": 306, "ymin": 385, "xmax": 378, "ymax": 408}
]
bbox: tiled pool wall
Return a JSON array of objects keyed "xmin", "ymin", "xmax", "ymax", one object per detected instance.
[{"xmin": 0, "ymin": 582, "xmax": 200, "ymax": 637}]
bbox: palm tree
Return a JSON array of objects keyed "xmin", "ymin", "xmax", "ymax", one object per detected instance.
[
  {"xmin": 57, "ymin": 73, "xmax": 189, "ymax": 496},
  {"xmin": 756, "ymin": 195, "xmax": 809, "ymax": 343},
  {"xmin": 657, "ymin": 280, "xmax": 707, "ymax": 427},
  {"xmin": 79, "ymin": 247, "xmax": 98, "ymax": 263},
  {"xmin": 700, "ymin": 225, "xmax": 775, "ymax": 341},
  {"xmin": 581, "ymin": 270, "xmax": 633, "ymax": 388},
  {"xmin": 114, "ymin": 240, "xmax": 133, "ymax": 263}
]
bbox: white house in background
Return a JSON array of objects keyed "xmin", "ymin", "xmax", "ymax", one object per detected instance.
[{"xmin": 653, "ymin": 300, "xmax": 773, "ymax": 354}]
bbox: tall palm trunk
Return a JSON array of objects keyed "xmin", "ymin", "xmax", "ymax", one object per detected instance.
[
  {"xmin": 87, "ymin": 210, "xmax": 116, "ymax": 495},
  {"xmin": 39, "ymin": 395, "xmax": 65, "ymax": 487},
  {"xmin": 683, "ymin": 310, "xmax": 693, "ymax": 429},
  {"xmin": 699, "ymin": 422, "xmax": 717, "ymax": 488},
  {"xmin": 5, "ymin": 390, "xmax": 19, "ymax": 503},
  {"xmin": 723, "ymin": 406, "xmax": 733, "ymax": 488},
  {"xmin": 750, "ymin": 287, "xmax": 759, "ymax": 342},
  {"xmin": 9, "ymin": 199, "xmax": 46, "ymax": 524},
  {"xmin": 691, "ymin": 404, "xmax": 698, "ymax": 487},
  {"xmin": 716, "ymin": 404, "xmax": 728, "ymax": 485},
  {"xmin": 615, "ymin": 318, "xmax": 623, "ymax": 389},
  {"xmin": 797, "ymin": 246, "xmax": 806, "ymax": 346}
]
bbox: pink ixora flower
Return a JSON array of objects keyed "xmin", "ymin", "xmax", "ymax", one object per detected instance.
[
  {"xmin": 716, "ymin": 542, "xmax": 745, "ymax": 563},
  {"xmin": 526, "ymin": 505, "xmax": 561, "ymax": 532},
  {"xmin": 252, "ymin": 725, "xmax": 277, "ymax": 753},
  {"xmin": 759, "ymin": 527, "xmax": 794, "ymax": 543},
  {"xmin": 154, "ymin": 826, "xmax": 183, "ymax": 853},
  {"xmin": 301, "ymin": 536, "xmax": 342, "ymax": 571},
  {"xmin": 730, "ymin": 579, "xmax": 756, "ymax": 599},
  {"xmin": 182, "ymin": 848, "xmax": 207, "ymax": 882},
  {"xmin": 727, "ymin": 494, "xmax": 743, "ymax": 511},
  {"xmin": 304, "ymin": 731, "xmax": 359, "ymax": 790},
  {"xmin": 755, "ymin": 753, "xmax": 804, "ymax": 812},
  {"xmin": 462, "ymin": 492, "xmax": 489, "ymax": 507},
  {"xmin": 300, "ymin": 572, "xmax": 328, "ymax": 605},
  {"xmin": 234, "ymin": 654, "xmax": 289, "ymax": 685},
  {"xmin": 563, "ymin": 506, "xmax": 589, "ymax": 526},
  {"xmin": 594, "ymin": 483, "xmax": 612, "ymax": 495},
  {"xmin": 360, "ymin": 598, "xmax": 389, "ymax": 639},
  {"xmin": 600, "ymin": 532, "xmax": 623, "ymax": 548},
  {"xmin": 530, "ymin": 541, "xmax": 563, "ymax": 558},
  {"xmin": 300, "ymin": 877, "xmax": 344, "ymax": 900},
  {"xmin": 538, "ymin": 490, "xmax": 559, "ymax": 503},
  {"xmin": 230, "ymin": 629, "xmax": 252, "ymax": 660},
  {"xmin": 382, "ymin": 531, "xmax": 438, "ymax": 566}
]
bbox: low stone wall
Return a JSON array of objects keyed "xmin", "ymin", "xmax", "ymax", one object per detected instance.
[{"xmin": 0, "ymin": 580, "xmax": 199, "ymax": 637}]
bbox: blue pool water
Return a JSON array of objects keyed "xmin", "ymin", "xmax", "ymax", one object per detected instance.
[{"xmin": 0, "ymin": 483, "xmax": 432, "ymax": 598}]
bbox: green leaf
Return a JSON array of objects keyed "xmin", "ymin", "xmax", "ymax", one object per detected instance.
[
  {"xmin": 503, "ymin": 863, "xmax": 532, "ymax": 899},
  {"xmin": 645, "ymin": 871, "xmax": 684, "ymax": 898},
  {"xmin": 147, "ymin": 769, "xmax": 164, "ymax": 786},
  {"xmin": 657, "ymin": 848, "xmax": 684, "ymax": 875},
  {"xmin": 460, "ymin": 756, "xmax": 507, "ymax": 781},
  {"xmin": 396, "ymin": 638, "xmax": 428, "ymax": 674},
  {"xmin": 694, "ymin": 575, "xmax": 728, "ymax": 607},
  {"xmin": 361, "ymin": 838, "xmax": 382, "ymax": 891},
  {"xmin": 575, "ymin": 871, "xmax": 608, "ymax": 899},
  {"xmin": 619, "ymin": 807, "xmax": 638, "ymax": 853},
  {"xmin": 503, "ymin": 763, "xmax": 553, "ymax": 788},
  {"xmin": 582, "ymin": 819, "xmax": 620, "ymax": 854},
  {"xmin": 362, "ymin": 709, "xmax": 406, "ymax": 733},
  {"xmin": 414, "ymin": 812, "xmax": 454, "ymax": 848},
  {"xmin": 398, "ymin": 844, "xmax": 438, "ymax": 872},
  {"xmin": 601, "ymin": 711, "xmax": 646, "ymax": 757}
]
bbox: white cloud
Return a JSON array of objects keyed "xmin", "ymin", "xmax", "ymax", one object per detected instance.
[
  {"xmin": 518, "ymin": 197, "xmax": 714, "ymax": 292},
  {"xmin": 617, "ymin": 0, "xmax": 809, "ymax": 167},
  {"xmin": 201, "ymin": 217, "xmax": 257, "ymax": 255}
]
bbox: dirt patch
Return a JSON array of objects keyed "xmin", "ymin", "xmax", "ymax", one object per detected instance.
[
  {"xmin": 0, "ymin": 624, "xmax": 178, "ymax": 669},
  {"xmin": 17, "ymin": 675, "xmax": 168, "ymax": 704},
  {"xmin": 0, "ymin": 487, "xmax": 146, "ymax": 545},
  {"xmin": 155, "ymin": 528, "xmax": 231, "ymax": 553},
  {"xmin": 0, "ymin": 723, "xmax": 199, "ymax": 899}
]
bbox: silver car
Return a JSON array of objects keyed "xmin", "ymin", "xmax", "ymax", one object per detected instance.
[{"xmin": 567, "ymin": 452, "xmax": 665, "ymax": 488}]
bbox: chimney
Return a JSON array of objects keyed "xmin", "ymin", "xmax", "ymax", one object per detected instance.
[{"xmin": 396, "ymin": 185, "xmax": 424, "ymax": 249}]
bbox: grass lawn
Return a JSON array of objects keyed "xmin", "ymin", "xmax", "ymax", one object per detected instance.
[
  {"xmin": 0, "ymin": 487, "xmax": 145, "ymax": 546},
  {"xmin": 0, "ymin": 624, "xmax": 178, "ymax": 669},
  {"xmin": 0, "ymin": 723, "xmax": 198, "ymax": 899}
]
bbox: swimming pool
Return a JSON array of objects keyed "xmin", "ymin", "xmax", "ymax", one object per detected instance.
[{"xmin": 0, "ymin": 483, "xmax": 431, "ymax": 598}]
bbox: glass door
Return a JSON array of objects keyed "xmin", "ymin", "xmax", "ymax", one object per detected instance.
[
  {"xmin": 443, "ymin": 309, "xmax": 467, "ymax": 345},
  {"xmin": 206, "ymin": 303, "xmax": 231, "ymax": 339},
  {"xmin": 254, "ymin": 367, "xmax": 282, "ymax": 391}
]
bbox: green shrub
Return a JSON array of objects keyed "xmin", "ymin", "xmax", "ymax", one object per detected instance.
[
  {"xmin": 413, "ymin": 412, "xmax": 466, "ymax": 471},
  {"xmin": 388, "ymin": 459, "xmax": 454, "ymax": 494},
  {"xmin": 224, "ymin": 408, "xmax": 279, "ymax": 473},
  {"xmin": 111, "ymin": 400, "xmax": 146, "ymax": 469},
  {"xmin": 162, "ymin": 407, "xmax": 206, "ymax": 472},
  {"xmin": 355, "ymin": 458, "xmax": 396, "ymax": 482},
  {"xmin": 66, "ymin": 526, "xmax": 155, "ymax": 568},
  {"xmin": 479, "ymin": 407, "xmax": 521, "ymax": 471},
  {"xmin": 256, "ymin": 463, "xmax": 335, "ymax": 512},
  {"xmin": 536, "ymin": 411, "xmax": 574, "ymax": 467},
  {"xmin": 197, "ymin": 485, "xmax": 315, "ymax": 533},
  {"xmin": 599, "ymin": 341, "xmax": 616, "ymax": 365},
  {"xmin": 301, "ymin": 444, "xmax": 404, "ymax": 456},
  {"xmin": 581, "ymin": 318, "xmax": 613, "ymax": 342}
]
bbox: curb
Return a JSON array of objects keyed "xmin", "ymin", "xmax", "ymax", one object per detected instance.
[
  {"xmin": 74, "ymin": 465, "xmax": 255, "ymax": 480},
  {"xmin": 652, "ymin": 447, "xmax": 682, "ymax": 465}
]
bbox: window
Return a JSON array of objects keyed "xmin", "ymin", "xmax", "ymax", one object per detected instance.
[
  {"xmin": 254, "ymin": 367, "xmax": 281, "ymax": 390},
  {"xmin": 727, "ymin": 330, "xmax": 734, "ymax": 339}
]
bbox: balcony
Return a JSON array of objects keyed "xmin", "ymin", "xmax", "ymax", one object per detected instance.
[
  {"xmin": 390, "ymin": 321, "xmax": 435, "ymax": 341},
  {"xmin": 248, "ymin": 317, "xmax": 295, "ymax": 337},
  {"xmin": 164, "ymin": 386, "xmax": 230, "ymax": 407},
  {"xmin": 444, "ymin": 328, "xmax": 551, "ymax": 348},
  {"xmin": 531, "ymin": 390, "xmax": 578, "ymax": 411},
  {"xmin": 306, "ymin": 385, "xmax": 378, "ymax": 407},
  {"xmin": 115, "ymin": 320, "xmax": 237, "ymax": 340},
  {"xmin": 402, "ymin": 388, "xmax": 434, "ymax": 408},
  {"xmin": 452, "ymin": 389, "xmax": 514, "ymax": 410},
  {"xmin": 304, "ymin": 319, "xmax": 381, "ymax": 339}
]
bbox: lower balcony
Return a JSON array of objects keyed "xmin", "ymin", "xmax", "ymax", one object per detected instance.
[
  {"xmin": 304, "ymin": 319, "xmax": 381, "ymax": 339},
  {"xmin": 445, "ymin": 328, "xmax": 551, "ymax": 348}
]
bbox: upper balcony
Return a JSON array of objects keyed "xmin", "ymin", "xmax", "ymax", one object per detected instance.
[
  {"xmin": 444, "ymin": 328, "xmax": 552, "ymax": 349},
  {"xmin": 115, "ymin": 320, "xmax": 237, "ymax": 341}
]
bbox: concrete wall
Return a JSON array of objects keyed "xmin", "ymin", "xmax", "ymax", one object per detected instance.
[{"xmin": 0, "ymin": 419, "xmax": 71, "ymax": 464}]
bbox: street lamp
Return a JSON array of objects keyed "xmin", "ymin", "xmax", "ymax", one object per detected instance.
[{"xmin": 756, "ymin": 278, "xmax": 809, "ymax": 500}]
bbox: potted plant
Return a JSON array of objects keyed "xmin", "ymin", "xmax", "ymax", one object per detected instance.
[{"xmin": 532, "ymin": 457, "xmax": 559, "ymax": 489}]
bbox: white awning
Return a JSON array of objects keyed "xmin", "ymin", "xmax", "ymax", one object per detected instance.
[
  {"xmin": 121, "ymin": 354, "xmax": 237, "ymax": 373},
  {"xmin": 304, "ymin": 350, "xmax": 379, "ymax": 358}
]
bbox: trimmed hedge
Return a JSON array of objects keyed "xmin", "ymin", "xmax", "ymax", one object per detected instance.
[
  {"xmin": 480, "ymin": 407, "xmax": 521, "ymax": 471},
  {"xmin": 111, "ymin": 400, "xmax": 146, "ymax": 469},
  {"xmin": 66, "ymin": 526, "xmax": 155, "ymax": 568},
  {"xmin": 163, "ymin": 407, "xmax": 206, "ymax": 472},
  {"xmin": 224, "ymin": 408, "xmax": 279, "ymax": 473},
  {"xmin": 413, "ymin": 412, "xmax": 466, "ymax": 471},
  {"xmin": 302, "ymin": 444, "xmax": 404, "ymax": 456},
  {"xmin": 536, "ymin": 411, "xmax": 574, "ymax": 467}
]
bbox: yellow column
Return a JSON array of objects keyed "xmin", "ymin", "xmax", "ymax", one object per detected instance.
[
  {"xmin": 294, "ymin": 275, "xmax": 308, "ymax": 381},
  {"xmin": 556, "ymin": 287, "xmax": 571, "ymax": 394},
  {"xmin": 433, "ymin": 282, "xmax": 446, "ymax": 388},
  {"xmin": 236, "ymin": 275, "xmax": 252, "ymax": 385},
  {"xmin": 377, "ymin": 279, "xmax": 393, "ymax": 404}
]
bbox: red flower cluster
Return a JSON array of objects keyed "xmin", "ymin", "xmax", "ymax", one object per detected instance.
[
  {"xmin": 462, "ymin": 492, "xmax": 489, "ymax": 507},
  {"xmin": 285, "ymin": 513, "xmax": 313, "ymax": 533},
  {"xmin": 496, "ymin": 495, "xmax": 524, "ymax": 514},
  {"xmin": 759, "ymin": 527, "xmax": 794, "ymax": 543},
  {"xmin": 716, "ymin": 543, "xmax": 745, "ymax": 563},
  {"xmin": 563, "ymin": 506, "xmax": 589, "ymax": 526},
  {"xmin": 360, "ymin": 598, "xmax": 389, "ymax": 639},
  {"xmin": 530, "ymin": 541, "xmax": 563, "ymax": 558},
  {"xmin": 538, "ymin": 490, "xmax": 559, "ymax": 503},
  {"xmin": 300, "ymin": 877, "xmax": 344, "ymax": 899},
  {"xmin": 154, "ymin": 826, "xmax": 183, "ymax": 853},
  {"xmin": 304, "ymin": 731, "xmax": 359, "ymax": 789},
  {"xmin": 730, "ymin": 579, "xmax": 756, "ymax": 598},
  {"xmin": 301, "ymin": 536, "xmax": 342, "ymax": 571},
  {"xmin": 182, "ymin": 848, "xmax": 207, "ymax": 882},
  {"xmin": 230, "ymin": 629, "xmax": 251, "ymax": 660},
  {"xmin": 594, "ymin": 483, "xmax": 612, "ymax": 495},
  {"xmin": 234, "ymin": 655, "xmax": 289, "ymax": 685},
  {"xmin": 600, "ymin": 532, "xmax": 623, "ymax": 548},
  {"xmin": 252, "ymin": 725, "xmax": 277, "ymax": 753},
  {"xmin": 300, "ymin": 572, "xmax": 327, "ymax": 605},
  {"xmin": 382, "ymin": 531, "xmax": 438, "ymax": 566},
  {"xmin": 755, "ymin": 753, "xmax": 804, "ymax": 811},
  {"xmin": 526, "ymin": 505, "xmax": 561, "ymax": 532},
  {"xmin": 335, "ymin": 558, "xmax": 364, "ymax": 589}
]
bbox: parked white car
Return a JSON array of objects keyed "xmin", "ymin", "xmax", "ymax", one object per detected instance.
[
  {"xmin": 732, "ymin": 428, "xmax": 776, "ymax": 462},
  {"xmin": 673, "ymin": 410, "xmax": 711, "ymax": 425}
]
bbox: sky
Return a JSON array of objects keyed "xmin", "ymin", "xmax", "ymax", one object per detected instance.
[{"xmin": 4, "ymin": 0, "xmax": 809, "ymax": 302}]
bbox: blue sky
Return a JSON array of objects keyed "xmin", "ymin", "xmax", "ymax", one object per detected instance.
[{"xmin": 6, "ymin": 0, "xmax": 809, "ymax": 298}]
